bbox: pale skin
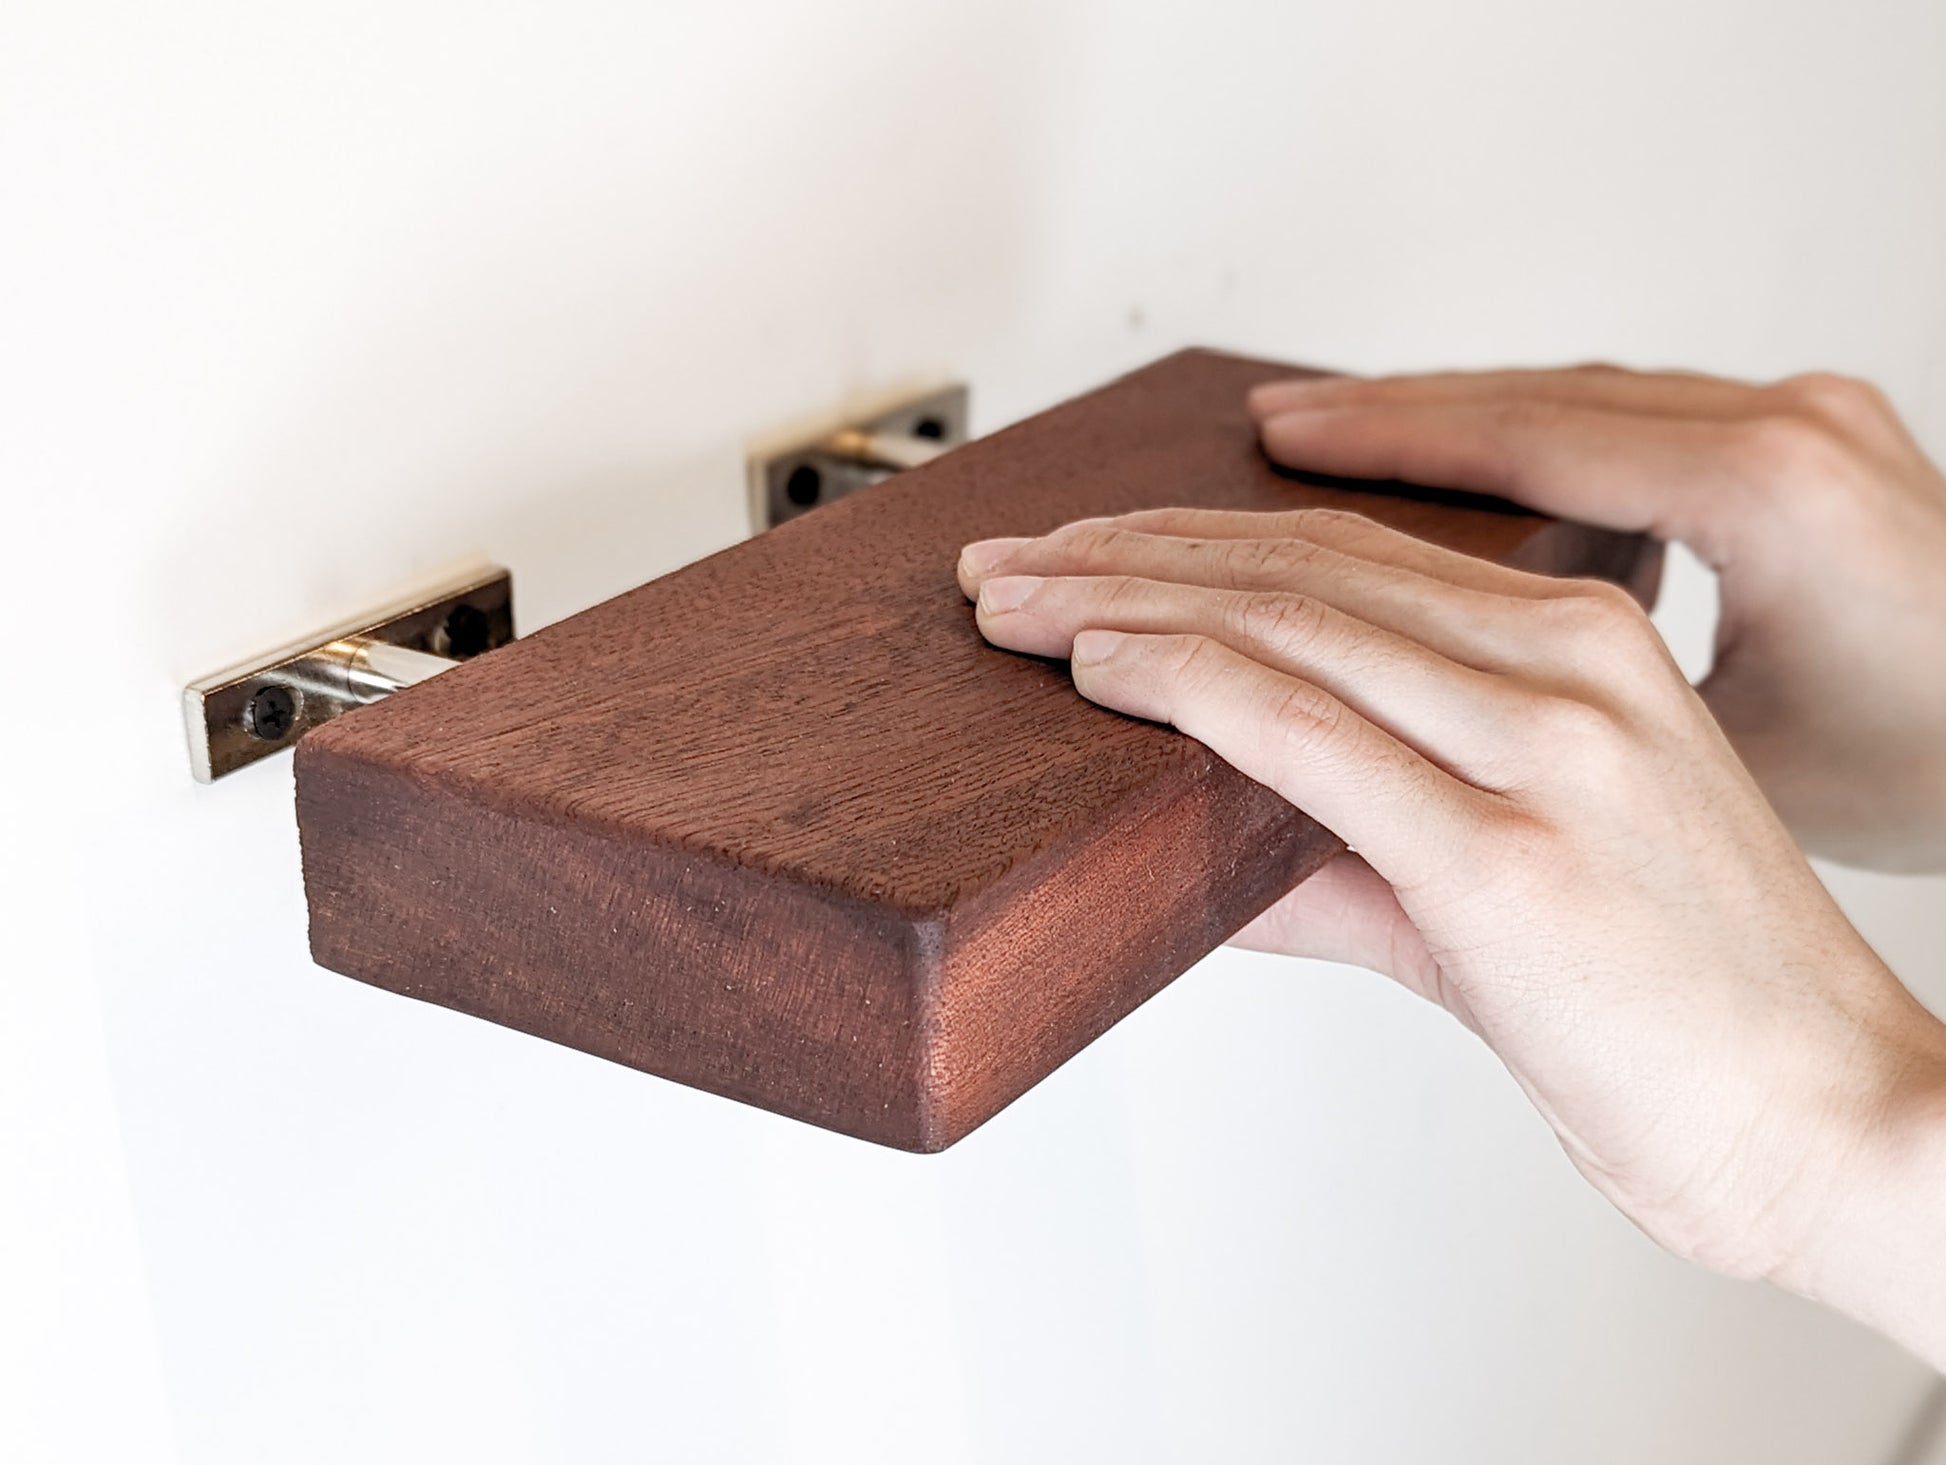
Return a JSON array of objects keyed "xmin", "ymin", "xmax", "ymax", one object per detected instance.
[{"xmin": 956, "ymin": 365, "xmax": 1946, "ymax": 1368}]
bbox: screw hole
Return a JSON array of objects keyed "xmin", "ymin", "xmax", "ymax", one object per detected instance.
[
  {"xmin": 784, "ymin": 464, "xmax": 823, "ymax": 508},
  {"xmin": 911, "ymin": 416, "xmax": 947, "ymax": 441},
  {"xmin": 439, "ymin": 603, "xmax": 492, "ymax": 659}
]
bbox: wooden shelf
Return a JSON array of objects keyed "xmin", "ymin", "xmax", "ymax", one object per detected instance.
[{"xmin": 296, "ymin": 348, "xmax": 1661, "ymax": 1150}]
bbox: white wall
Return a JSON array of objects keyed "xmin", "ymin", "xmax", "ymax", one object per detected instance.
[{"xmin": 6, "ymin": 2, "xmax": 1945, "ymax": 1461}]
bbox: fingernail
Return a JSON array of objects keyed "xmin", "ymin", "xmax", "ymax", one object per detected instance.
[
  {"xmin": 959, "ymin": 537, "xmax": 1031, "ymax": 578},
  {"xmin": 977, "ymin": 575, "xmax": 1040, "ymax": 614},
  {"xmin": 1070, "ymin": 629, "xmax": 1127, "ymax": 665}
]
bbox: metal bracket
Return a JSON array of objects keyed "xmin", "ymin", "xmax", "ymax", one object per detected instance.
[
  {"xmin": 748, "ymin": 383, "xmax": 969, "ymax": 531},
  {"xmin": 182, "ymin": 565, "xmax": 514, "ymax": 783}
]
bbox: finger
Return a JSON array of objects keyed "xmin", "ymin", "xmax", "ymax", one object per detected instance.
[
  {"xmin": 1247, "ymin": 366, "xmax": 1765, "ymax": 425},
  {"xmin": 1045, "ymin": 505, "xmax": 1558, "ymax": 598},
  {"xmin": 1256, "ymin": 401, "xmax": 1750, "ymax": 562},
  {"xmin": 1066, "ymin": 629, "xmax": 1496, "ymax": 894},
  {"xmin": 961, "ymin": 518, "xmax": 1522, "ymax": 607},
  {"xmin": 960, "ymin": 523, "xmax": 1564, "ymax": 677},
  {"xmin": 1226, "ymin": 852, "xmax": 1470, "ymax": 1026},
  {"xmin": 976, "ymin": 573, "xmax": 1522, "ymax": 783}
]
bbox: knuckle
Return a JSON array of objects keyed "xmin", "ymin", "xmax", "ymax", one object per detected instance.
[
  {"xmin": 1543, "ymin": 580, "xmax": 1653, "ymax": 642},
  {"xmin": 1097, "ymin": 574, "xmax": 1158, "ymax": 617},
  {"xmin": 1528, "ymin": 691, "xmax": 1617, "ymax": 753},
  {"xmin": 1773, "ymin": 370, "xmax": 1892, "ymax": 431},
  {"xmin": 1116, "ymin": 508, "xmax": 1192, "ymax": 534},
  {"xmin": 1260, "ymin": 680, "xmax": 1346, "ymax": 762},
  {"xmin": 1516, "ymin": 693, "xmax": 1638, "ymax": 796},
  {"xmin": 1167, "ymin": 632, "xmax": 1229, "ymax": 686},
  {"xmin": 1229, "ymin": 589, "xmax": 1332, "ymax": 648},
  {"xmin": 1289, "ymin": 506, "xmax": 1378, "ymax": 538},
  {"xmin": 1284, "ymin": 507, "xmax": 1392, "ymax": 558},
  {"xmin": 1722, "ymin": 410, "xmax": 1842, "ymax": 478},
  {"xmin": 1219, "ymin": 534, "xmax": 1312, "ymax": 583},
  {"xmin": 1044, "ymin": 521, "xmax": 1123, "ymax": 561},
  {"xmin": 1538, "ymin": 583, "xmax": 1674, "ymax": 700},
  {"xmin": 1720, "ymin": 412, "xmax": 1871, "ymax": 519}
]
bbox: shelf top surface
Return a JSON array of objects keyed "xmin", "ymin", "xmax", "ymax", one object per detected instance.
[{"xmin": 301, "ymin": 349, "xmax": 1571, "ymax": 919}]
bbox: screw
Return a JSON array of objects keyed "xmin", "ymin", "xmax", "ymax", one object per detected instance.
[{"xmin": 243, "ymin": 683, "xmax": 299, "ymax": 741}]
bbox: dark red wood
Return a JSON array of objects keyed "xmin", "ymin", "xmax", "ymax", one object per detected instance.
[{"xmin": 296, "ymin": 348, "xmax": 1661, "ymax": 1150}]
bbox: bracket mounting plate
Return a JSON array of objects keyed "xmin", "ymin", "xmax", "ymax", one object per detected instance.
[
  {"xmin": 183, "ymin": 565, "xmax": 514, "ymax": 783},
  {"xmin": 748, "ymin": 383, "xmax": 970, "ymax": 531}
]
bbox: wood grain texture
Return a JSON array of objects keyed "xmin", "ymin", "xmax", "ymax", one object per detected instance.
[{"xmin": 297, "ymin": 348, "xmax": 1662, "ymax": 1150}]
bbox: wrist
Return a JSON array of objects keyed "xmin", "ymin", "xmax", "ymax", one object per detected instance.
[{"xmin": 1770, "ymin": 1000, "xmax": 1946, "ymax": 1365}]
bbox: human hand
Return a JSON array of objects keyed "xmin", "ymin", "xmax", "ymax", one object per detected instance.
[
  {"xmin": 1249, "ymin": 367, "xmax": 1946, "ymax": 873},
  {"xmin": 957, "ymin": 507, "xmax": 1946, "ymax": 1364}
]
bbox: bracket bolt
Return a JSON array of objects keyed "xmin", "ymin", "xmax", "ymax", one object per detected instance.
[{"xmin": 243, "ymin": 683, "xmax": 299, "ymax": 742}]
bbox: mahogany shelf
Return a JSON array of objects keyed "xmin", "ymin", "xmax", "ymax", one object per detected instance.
[{"xmin": 296, "ymin": 349, "xmax": 1660, "ymax": 1150}]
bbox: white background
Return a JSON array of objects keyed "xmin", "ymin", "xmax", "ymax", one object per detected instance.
[{"xmin": 5, "ymin": 2, "xmax": 1945, "ymax": 1461}]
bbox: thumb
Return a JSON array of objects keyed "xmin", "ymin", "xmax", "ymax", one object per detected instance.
[{"xmin": 1230, "ymin": 852, "xmax": 1472, "ymax": 1029}]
